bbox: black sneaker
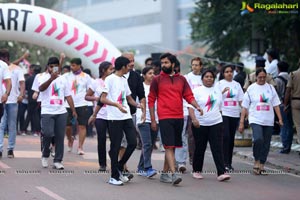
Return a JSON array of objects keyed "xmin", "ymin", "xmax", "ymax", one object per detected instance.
[
  {"xmin": 0, "ymin": 151, "xmax": 2, "ymax": 159},
  {"xmin": 280, "ymin": 148, "xmax": 291, "ymax": 154},
  {"xmin": 7, "ymin": 150, "xmax": 14, "ymax": 158}
]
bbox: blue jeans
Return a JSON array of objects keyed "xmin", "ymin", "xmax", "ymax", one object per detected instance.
[
  {"xmin": 0, "ymin": 103, "xmax": 18, "ymax": 152},
  {"xmin": 175, "ymin": 115, "xmax": 188, "ymax": 165},
  {"xmin": 279, "ymin": 104, "xmax": 294, "ymax": 149},
  {"xmin": 251, "ymin": 123, "xmax": 273, "ymax": 164},
  {"xmin": 137, "ymin": 122, "xmax": 158, "ymax": 170}
]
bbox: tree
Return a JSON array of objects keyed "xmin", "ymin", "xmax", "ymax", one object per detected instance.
[{"xmin": 190, "ymin": 0, "xmax": 300, "ymax": 70}]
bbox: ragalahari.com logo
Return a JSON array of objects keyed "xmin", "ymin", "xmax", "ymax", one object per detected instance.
[
  {"xmin": 240, "ymin": 1, "xmax": 299, "ymax": 15},
  {"xmin": 240, "ymin": 2, "xmax": 255, "ymax": 15}
]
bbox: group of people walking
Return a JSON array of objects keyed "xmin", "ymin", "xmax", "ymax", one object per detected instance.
[{"xmin": 0, "ymin": 47, "xmax": 299, "ymax": 187}]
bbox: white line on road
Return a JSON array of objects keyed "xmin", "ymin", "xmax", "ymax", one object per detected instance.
[
  {"xmin": 238, "ymin": 159, "xmax": 300, "ymax": 179},
  {"xmin": 0, "ymin": 161, "xmax": 11, "ymax": 169},
  {"xmin": 36, "ymin": 186, "xmax": 66, "ymax": 200}
]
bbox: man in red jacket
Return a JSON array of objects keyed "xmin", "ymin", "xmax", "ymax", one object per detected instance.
[{"xmin": 148, "ymin": 53, "xmax": 203, "ymax": 185}]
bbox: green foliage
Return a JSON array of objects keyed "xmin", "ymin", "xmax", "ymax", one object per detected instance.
[{"xmin": 190, "ymin": 0, "xmax": 300, "ymax": 70}]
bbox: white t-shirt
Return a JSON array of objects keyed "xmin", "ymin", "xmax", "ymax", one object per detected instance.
[
  {"xmin": 185, "ymin": 72, "xmax": 202, "ymax": 90},
  {"xmin": 143, "ymin": 82, "xmax": 158, "ymax": 123},
  {"xmin": 0, "ymin": 60, "xmax": 11, "ymax": 100},
  {"xmin": 217, "ymin": 79, "xmax": 244, "ymax": 118},
  {"xmin": 90, "ymin": 78, "xmax": 108, "ymax": 120},
  {"xmin": 184, "ymin": 72, "xmax": 202, "ymax": 116},
  {"xmin": 38, "ymin": 73, "xmax": 71, "ymax": 115},
  {"xmin": 242, "ymin": 83, "xmax": 281, "ymax": 126},
  {"xmin": 6, "ymin": 64, "xmax": 25, "ymax": 104},
  {"xmin": 31, "ymin": 72, "xmax": 48, "ymax": 102},
  {"xmin": 266, "ymin": 59, "xmax": 278, "ymax": 78},
  {"xmin": 63, "ymin": 71, "xmax": 92, "ymax": 107},
  {"xmin": 104, "ymin": 73, "xmax": 132, "ymax": 120},
  {"xmin": 189, "ymin": 85, "xmax": 223, "ymax": 126}
]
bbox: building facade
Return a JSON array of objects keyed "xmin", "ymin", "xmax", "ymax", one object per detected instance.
[{"xmin": 55, "ymin": 0, "xmax": 196, "ymax": 65}]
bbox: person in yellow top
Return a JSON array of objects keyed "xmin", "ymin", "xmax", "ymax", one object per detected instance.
[{"xmin": 243, "ymin": 56, "xmax": 276, "ymax": 91}]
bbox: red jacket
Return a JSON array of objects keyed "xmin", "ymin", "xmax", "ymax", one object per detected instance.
[{"xmin": 148, "ymin": 71, "xmax": 195, "ymax": 120}]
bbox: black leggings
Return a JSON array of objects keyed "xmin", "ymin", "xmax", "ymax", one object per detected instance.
[{"xmin": 192, "ymin": 123, "xmax": 225, "ymax": 176}]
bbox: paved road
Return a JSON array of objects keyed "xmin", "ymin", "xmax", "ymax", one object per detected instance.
[{"xmin": 0, "ymin": 136, "xmax": 298, "ymax": 200}]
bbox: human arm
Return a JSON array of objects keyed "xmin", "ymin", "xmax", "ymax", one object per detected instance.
[
  {"xmin": 1, "ymin": 78, "xmax": 11, "ymax": 103},
  {"xmin": 12, "ymin": 51, "xmax": 29, "ymax": 65},
  {"xmin": 100, "ymin": 92, "xmax": 127, "ymax": 113},
  {"xmin": 39, "ymin": 72, "xmax": 59, "ymax": 92},
  {"xmin": 65, "ymin": 96, "xmax": 77, "ymax": 119},
  {"xmin": 188, "ymin": 107, "xmax": 200, "ymax": 128}
]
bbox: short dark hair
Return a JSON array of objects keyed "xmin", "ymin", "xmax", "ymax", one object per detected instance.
[
  {"xmin": 83, "ymin": 68, "xmax": 91, "ymax": 76},
  {"xmin": 201, "ymin": 69, "xmax": 216, "ymax": 81},
  {"xmin": 35, "ymin": 65, "xmax": 42, "ymax": 74},
  {"xmin": 142, "ymin": 66, "xmax": 153, "ymax": 75},
  {"xmin": 63, "ymin": 65, "xmax": 70, "ymax": 71},
  {"xmin": 114, "ymin": 56, "xmax": 130, "ymax": 71},
  {"xmin": 266, "ymin": 49, "xmax": 279, "ymax": 60},
  {"xmin": 144, "ymin": 57, "xmax": 152, "ymax": 65},
  {"xmin": 277, "ymin": 61, "xmax": 289, "ymax": 72},
  {"xmin": 70, "ymin": 58, "xmax": 82, "ymax": 65},
  {"xmin": 160, "ymin": 52, "xmax": 177, "ymax": 64},
  {"xmin": 99, "ymin": 61, "xmax": 112, "ymax": 78},
  {"xmin": 255, "ymin": 68, "xmax": 267, "ymax": 77},
  {"xmin": 47, "ymin": 57, "xmax": 59, "ymax": 65},
  {"xmin": 0, "ymin": 48, "xmax": 10, "ymax": 62},
  {"xmin": 236, "ymin": 62, "xmax": 244, "ymax": 70}
]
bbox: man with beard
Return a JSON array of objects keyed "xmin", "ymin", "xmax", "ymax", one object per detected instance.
[{"xmin": 148, "ymin": 53, "xmax": 203, "ymax": 185}]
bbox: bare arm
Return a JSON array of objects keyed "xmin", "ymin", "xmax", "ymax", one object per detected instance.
[
  {"xmin": 39, "ymin": 72, "xmax": 59, "ymax": 92},
  {"xmin": 85, "ymin": 88, "xmax": 99, "ymax": 102},
  {"xmin": 1, "ymin": 78, "xmax": 11, "ymax": 103},
  {"xmin": 274, "ymin": 105, "xmax": 283, "ymax": 126},
  {"xmin": 17, "ymin": 80, "xmax": 25, "ymax": 103},
  {"xmin": 100, "ymin": 92, "xmax": 127, "ymax": 113},
  {"xmin": 65, "ymin": 96, "xmax": 77, "ymax": 119},
  {"xmin": 12, "ymin": 52, "xmax": 29, "ymax": 65},
  {"xmin": 238, "ymin": 107, "xmax": 247, "ymax": 133},
  {"xmin": 188, "ymin": 107, "xmax": 200, "ymax": 128}
]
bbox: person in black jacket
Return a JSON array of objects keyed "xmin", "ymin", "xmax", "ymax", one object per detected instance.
[{"xmin": 233, "ymin": 62, "xmax": 246, "ymax": 88}]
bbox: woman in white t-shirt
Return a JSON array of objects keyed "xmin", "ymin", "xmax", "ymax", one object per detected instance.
[
  {"xmin": 136, "ymin": 66, "xmax": 158, "ymax": 178},
  {"xmin": 239, "ymin": 68, "xmax": 283, "ymax": 175},
  {"xmin": 86, "ymin": 61, "xmax": 114, "ymax": 171},
  {"xmin": 188, "ymin": 70, "xmax": 230, "ymax": 182},
  {"xmin": 217, "ymin": 64, "xmax": 244, "ymax": 172}
]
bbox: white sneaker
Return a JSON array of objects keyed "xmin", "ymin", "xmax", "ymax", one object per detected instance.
[
  {"xmin": 77, "ymin": 149, "xmax": 85, "ymax": 155},
  {"xmin": 53, "ymin": 162, "xmax": 64, "ymax": 170},
  {"xmin": 41, "ymin": 157, "xmax": 48, "ymax": 168},
  {"xmin": 217, "ymin": 174, "xmax": 231, "ymax": 182},
  {"xmin": 108, "ymin": 178, "xmax": 123, "ymax": 186},
  {"xmin": 118, "ymin": 171, "xmax": 129, "ymax": 183}
]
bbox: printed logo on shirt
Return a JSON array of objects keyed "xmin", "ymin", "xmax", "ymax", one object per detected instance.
[
  {"xmin": 71, "ymin": 80, "xmax": 79, "ymax": 95},
  {"xmin": 205, "ymin": 94, "xmax": 216, "ymax": 112},
  {"xmin": 259, "ymin": 93, "xmax": 269, "ymax": 103},
  {"xmin": 256, "ymin": 93, "xmax": 270, "ymax": 111},
  {"xmin": 51, "ymin": 83, "xmax": 60, "ymax": 96},
  {"xmin": 226, "ymin": 89, "xmax": 235, "ymax": 98},
  {"xmin": 117, "ymin": 91, "xmax": 126, "ymax": 106}
]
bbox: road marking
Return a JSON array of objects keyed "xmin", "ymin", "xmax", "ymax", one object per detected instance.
[
  {"xmin": 36, "ymin": 186, "xmax": 66, "ymax": 200},
  {"xmin": 0, "ymin": 161, "xmax": 11, "ymax": 169},
  {"xmin": 238, "ymin": 159, "xmax": 300, "ymax": 179}
]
